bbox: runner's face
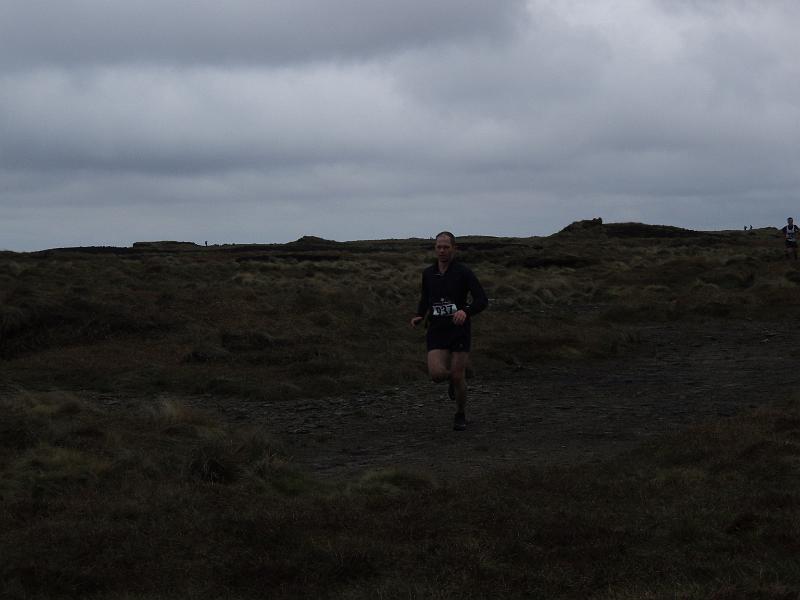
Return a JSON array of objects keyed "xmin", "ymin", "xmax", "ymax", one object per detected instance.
[{"xmin": 435, "ymin": 237, "xmax": 455, "ymax": 263}]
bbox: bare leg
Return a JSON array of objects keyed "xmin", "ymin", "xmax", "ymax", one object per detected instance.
[
  {"xmin": 428, "ymin": 349, "xmax": 470, "ymax": 431},
  {"xmin": 427, "ymin": 349, "xmax": 451, "ymax": 383}
]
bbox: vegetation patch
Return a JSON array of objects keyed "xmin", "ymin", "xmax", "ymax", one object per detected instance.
[
  {"xmin": 2, "ymin": 223, "xmax": 800, "ymax": 597},
  {"xmin": 1, "ymin": 389, "xmax": 799, "ymax": 598}
]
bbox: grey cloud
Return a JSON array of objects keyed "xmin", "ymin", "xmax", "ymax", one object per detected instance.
[
  {"xmin": 2, "ymin": 0, "xmax": 800, "ymax": 251},
  {"xmin": 0, "ymin": 0, "xmax": 527, "ymax": 69},
  {"xmin": 0, "ymin": 64, "xmax": 431, "ymax": 176}
]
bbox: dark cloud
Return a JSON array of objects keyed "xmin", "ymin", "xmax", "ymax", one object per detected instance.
[{"xmin": 0, "ymin": 0, "xmax": 527, "ymax": 68}]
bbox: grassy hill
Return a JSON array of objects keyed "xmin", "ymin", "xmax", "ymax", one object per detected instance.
[{"xmin": 2, "ymin": 222, "xmax": 800, "ymax": 598}]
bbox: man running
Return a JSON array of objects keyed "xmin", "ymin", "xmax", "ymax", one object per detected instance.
[
  {"xmin": 780, "ymin": 217, "xmax": 799, "ymax": 260},
  {"xmin": 410, "ymin": 231, "xmax": 488, "ymax": 431}
]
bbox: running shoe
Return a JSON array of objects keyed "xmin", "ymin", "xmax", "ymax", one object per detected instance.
[{"xmin": 453, "ymin": 412, "xmax": 466, "ymax": 431}]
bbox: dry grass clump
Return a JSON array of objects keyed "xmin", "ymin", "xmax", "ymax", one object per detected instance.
[
  {"xmin": 485, "ymin": 268, "xmax": 589, "ymax": 309},
  {"xmin": 0, "ymin": 388, "xmax": 301, "ymax": 503},
  {"xmin": 7, "ymin": 386, "xmax": 799, "ymax": 598},
  {"xmin": 6, "ymin": 227, "xmax": 792, "ymax": 400},
  {"xmin": 0, "ymin": 267, "xmax": 176, "ymax": 359},
  {"xmin": 0, "ymin": 391, "xmax": 110, "ymax": 503},
  {"xmin": 184, "ymin": 426, "xmax": 292, "ymax": 486}
]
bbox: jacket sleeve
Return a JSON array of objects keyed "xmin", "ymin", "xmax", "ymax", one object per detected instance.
[
  {"xmin": 416, "ymin": 272, "xmax": 430, "ymax": 317},
  {"xmin": 464, "ymin": 269, "xmax": 488, "ymax": 317}
]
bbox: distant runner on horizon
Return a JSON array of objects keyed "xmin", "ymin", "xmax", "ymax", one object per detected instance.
[
  {"xmin": 410, "ymin": 231, "xmax": 488, "ymax": 431},
  {"xmin": 780, "ymin": 217, "xmax": 799, "ymax": 260}
]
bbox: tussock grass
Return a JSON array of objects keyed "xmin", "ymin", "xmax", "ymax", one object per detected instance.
[
  {"xmin": 2, "ymin": 388, "xmax": 800, "ymax": 598},
  {"xmin": 3, "ymin": 225, "xmax": 800, "ymax": 596},
  {"xmin": 2, "ymin": 226, "xmax": 794, "ymax": 396},
  {"xmin": 0, "ymin": 223, "xmax": 800, "ymax": 382}
]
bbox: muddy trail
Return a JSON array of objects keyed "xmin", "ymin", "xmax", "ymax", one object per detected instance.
[{"xmin": 183, "ymin": 316, "xmax": 795, "ymax": 480}]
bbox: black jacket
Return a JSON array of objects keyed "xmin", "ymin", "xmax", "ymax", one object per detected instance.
[{"xmin": 416, "ymin": 261, "xmax": 488, "ymax": 327}]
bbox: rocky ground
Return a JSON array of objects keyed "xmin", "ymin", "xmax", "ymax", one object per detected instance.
[{"xmin": 176, "ymin": 316, "xmax": 794, "ymax": 480}]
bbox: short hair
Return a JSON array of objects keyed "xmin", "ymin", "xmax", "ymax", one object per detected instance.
[{"xmin": 435, "ymin": 231, "xmax": 456, "ymax": 246}]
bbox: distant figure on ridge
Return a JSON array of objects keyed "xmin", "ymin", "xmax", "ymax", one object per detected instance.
[
  {"xmin": 410, "ymin": 231, "xmax": 488, "ymax": 431},
  {"xmin": 780, "ymin": 217, "xmax": 799, "ymax": 260}
]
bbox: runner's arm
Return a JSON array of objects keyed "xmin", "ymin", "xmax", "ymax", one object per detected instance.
[
  {"xmin": 463, "ymin": 270, "xmax": 488, "ymax": 318},
  {"xmin": 415, "ymin": 272, "xmax": 430, "ymax": 318}
]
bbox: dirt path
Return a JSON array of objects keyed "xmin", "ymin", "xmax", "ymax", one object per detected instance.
[{"xmin": 192, "ymin": 317, "xmax": 796, "ymax": 480}]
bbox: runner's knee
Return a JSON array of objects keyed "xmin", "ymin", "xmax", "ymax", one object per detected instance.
[{"xmin": 429, "ymin": 368, "xmax": 449, "ymax": 383}]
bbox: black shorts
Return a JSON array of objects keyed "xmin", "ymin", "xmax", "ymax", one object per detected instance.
[
  {"xmin": 426, "ymin": 323, "xmax": 471, "ymax": 352},
  {"xmin": 787, "ymin": 241, "xmax": 798, "ymax": 248}
]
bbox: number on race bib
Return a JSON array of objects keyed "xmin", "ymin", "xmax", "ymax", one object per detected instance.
[{"xmin": 432, "ymin": 303, "xmax": 458, "ymax": 317}]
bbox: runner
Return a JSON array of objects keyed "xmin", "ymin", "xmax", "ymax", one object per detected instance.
[
  {"xmin": 780, "ymin": 217, "xmax": 799, "ymax": 260},
  {"xmin": 410, "ymin": 231, "xmax": 488, "ymax": 431}
]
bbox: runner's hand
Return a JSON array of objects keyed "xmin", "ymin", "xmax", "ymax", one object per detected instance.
[
  {"xmin": 452, "ymin": 310, "xmax": 467, "ymax": 326},
  {"xmin": 410, "ymin": 316, "xmax": 423, "ymax": 328}
]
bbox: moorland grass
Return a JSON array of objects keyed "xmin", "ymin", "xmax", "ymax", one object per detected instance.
[
  {"xmin": 1, "ymin": 227, "xmax": 795, "ymax": 393},
  {"xmin": 3, "ymin": 225, "xmax": 800, "ymax": 597},
  {"xmin": 2, "ymin": 388, "xmax": 800, "ymax": 598}
]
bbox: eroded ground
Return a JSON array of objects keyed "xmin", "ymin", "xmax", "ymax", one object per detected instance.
[{"xmin": 170, "ymin": 316, "xmax": 794, "ymax": 480}]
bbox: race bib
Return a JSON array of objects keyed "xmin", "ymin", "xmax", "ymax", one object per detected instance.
[{"xmin": 432, "ymin": 302, "xmax": 458, "ymax": 317}]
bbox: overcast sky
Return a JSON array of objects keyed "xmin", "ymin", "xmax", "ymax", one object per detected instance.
[{"xmin": 1, "ymin": 0, "xmax": 799, "ymax": 251}]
